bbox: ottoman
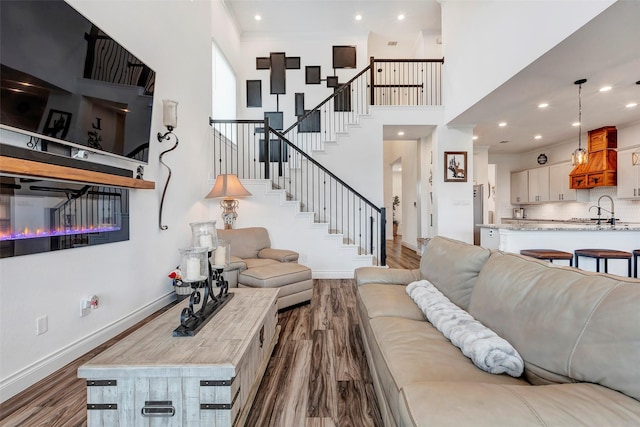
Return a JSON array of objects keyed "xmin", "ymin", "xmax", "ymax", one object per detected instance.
[{"xmin": 239, "ymin": 261, "xmax": 313, "ymax": 310}]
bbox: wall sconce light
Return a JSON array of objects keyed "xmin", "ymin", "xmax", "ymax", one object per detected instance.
[
  {"xmin": 205, "ymin": 174, "xmax": 251, "ymax": 229},
  {"xmin": 633, "ymin": 150, "xmax": 640, "ymax": 166},
  {"xmin": 571, "ymin": 79, "xmax": 588, "ymax": 166},
  {"xmin": 157, "ymin": 99, "xmax": 179, "ymax": 230}
]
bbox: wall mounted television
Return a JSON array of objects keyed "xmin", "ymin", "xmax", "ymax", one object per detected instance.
[{"xmin": 0, "ymin": 0, "xmax": 155, "ymax": 164}]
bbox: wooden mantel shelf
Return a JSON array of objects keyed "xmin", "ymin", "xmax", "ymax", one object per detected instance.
[{"xmin": 0, "ymin": 156, "xmax": 155, "ymax": 189}]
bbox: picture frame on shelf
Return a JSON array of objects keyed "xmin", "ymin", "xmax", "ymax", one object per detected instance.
[
  {"xmin": 42, "ymin": 109, "xmax": 72, "ymax": 139},
  {"xmin": 444, "ymin": 151, "xmax": 467, "ymax": 182}
]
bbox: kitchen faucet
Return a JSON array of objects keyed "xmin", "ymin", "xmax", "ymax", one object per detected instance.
[{"xmin": 590, "ymin": 195, "xmax": 616, "ymax": 225}]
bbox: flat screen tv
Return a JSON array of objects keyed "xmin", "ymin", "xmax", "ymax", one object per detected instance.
[{"xmin": 0, "ymin": 0, "xmax": 155, "ymax": 163}]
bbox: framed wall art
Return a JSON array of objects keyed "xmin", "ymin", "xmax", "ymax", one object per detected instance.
[
  {"xmin": 444, "ymin": 151, "xmax": 467, "ymax": 182},
  {"xmin": 43, "ymin": 109, "xmax": 72, "ymax": 139}
]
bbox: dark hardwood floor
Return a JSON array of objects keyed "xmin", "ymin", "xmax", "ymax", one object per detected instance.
[
  {"xmin": 385, "ymin": 236, "xmax": 421, "ymax": 269},
  {"xmin": 0, "ymin": 237, "xmax": 419, "ymax": 426}
]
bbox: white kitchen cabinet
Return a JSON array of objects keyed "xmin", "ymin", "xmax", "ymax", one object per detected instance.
[
  {"xmin": 548, "ymin": 162, "xmax": 588, "ymax": 202},
  {"xmin": 510, "ymin": 170, "xmax": 528, "ymax": 204},
  {"xmin": 617, "ymin": 148, "xmax": 640, "ymax": 199},
  {"xmin": 528, "ymin": 167, "xmax": 549, "ymax": 203}
]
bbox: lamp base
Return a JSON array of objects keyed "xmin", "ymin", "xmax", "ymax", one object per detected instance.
[{"xmin": 220, "ymin": 199, "xmax": 239, "ymax": 229}]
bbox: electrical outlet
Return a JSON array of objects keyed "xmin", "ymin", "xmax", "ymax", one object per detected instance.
[
  {"xmin": 36, "ymin": 316, "xmax": 48, "ymax": 335},
  {"xmin": 80, "ymin": 299, "xmax": 91, "ymax": 317}
]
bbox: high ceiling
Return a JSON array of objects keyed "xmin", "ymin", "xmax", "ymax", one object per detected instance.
[
  {"xmin": 224, "ymin": 0, "xmax": 640, "ymax": 155},
  {"xmin": 222, "ymin": 0, "xmax": 441, "ymax": 37}
]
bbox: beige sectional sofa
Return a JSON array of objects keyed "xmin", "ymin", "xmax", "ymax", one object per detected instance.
[{"xmin": 355, "ymin": 236, "xmax": 640, "ymax": 426}]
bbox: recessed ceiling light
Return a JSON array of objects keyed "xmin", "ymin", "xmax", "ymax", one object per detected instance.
[
  {"xmin": 254, "ymin": 15, "xmax": 261, "ymax": 21},
  {"xmin": 572, "ymin": 122, "xmax": 580, "ymax": 127},
  {"xmin": 538, "ymin": 103, "xmax": 549, "ymax": 108},
  {"xmin": 398, "ymin": 14, "xmax": 405, "ymax": 21},
  {"xmin": 355, "ymin": 14, "xmax": 362, "ymax": 21},
  {"xmin": 626, "ymin": 102, "xmax": 638, "ymax": 108},
  {"xmin": 599, "ymin": 86, "xmax": 612, "ymax": 92},
  {"xmin": 397, "ymin": 131, "xmax": 405, "ymax": 136},
  {"xmin": 472, "ymin": 135, "xmax": 478, "ymax": 140},
  {"xmin": 498, "ymin": 122, "xmax": 507, "ymax": 127},
  {"xmin": 534, "ymin": 135, "xmax": 542, "ymax": 140}
]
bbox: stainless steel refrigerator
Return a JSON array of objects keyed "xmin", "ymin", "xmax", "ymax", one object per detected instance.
[{"xmin": 473, "ymin": 185, "xmax": 483, "ymax": 245}]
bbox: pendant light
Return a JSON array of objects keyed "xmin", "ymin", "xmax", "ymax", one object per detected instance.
[{"xmin": 571, "ymin": 79, "xmax": 588, "ymax": 166}]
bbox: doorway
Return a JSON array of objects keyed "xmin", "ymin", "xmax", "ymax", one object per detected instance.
[{"xmin": 392, "ymin": 159, "xmax": 402, "ymax": 238}]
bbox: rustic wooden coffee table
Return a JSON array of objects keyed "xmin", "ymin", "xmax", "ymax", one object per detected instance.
[{"xmin": 78, "ymin": 288, "xmax": 279, "ymax": 426}]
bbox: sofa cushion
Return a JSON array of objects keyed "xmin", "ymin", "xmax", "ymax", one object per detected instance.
[
  {"xmin": 469, "ymin": 251, "xmax": 640, "ymax": 401},
  {"xmin": 218, "ymin": 227, "xmax": 271, "ymax": 259},
  {"xmin": 399, "ymin": 382, "xmax": 640, "ymax": 427},
  {"xmin": 420, "ymin": 236, "xmax": 491, "ymax": 311},
  {"xmin": 244, "ymin": 258, "xmax": 279, "ymax": 269},
  {"xmin": 368, "ymin": 316, "xmax": 527, "ymax": 422},
  {"xmin": 355, "ymin": 267, "xmax": 421, "ymax": 286},
  {"xmin": 358, "ymin": 284, "xmax": 425, "ymax": 321},
  {"xmin": 240, "ymin": 262, "xmax": 311, "ymax": 288}
]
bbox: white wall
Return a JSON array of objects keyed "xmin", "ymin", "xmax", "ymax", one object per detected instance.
[
  {"xmin": 440, "ymin": 0, "xmax": 614, "ymax": 124},
  {"xmin": 367, "ymin": 31, "xmax": 442, "ymax": 59},
  {"xmin": 432, "ymin": 125, "xmax": 475, "ymax": 243},
  {"xmin": 232, "ymin": 34, "xmax": 367, "ymax": 128},
  {"xmin": 419, "ymin": 135, "xmax": 434, "ymax": 238},
  {"xmin": 0, "ymin": 0, "xmax": 221, "ymax": 401}
]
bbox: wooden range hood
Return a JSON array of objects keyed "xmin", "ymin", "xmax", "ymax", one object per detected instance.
[{"xmin": 569, "ymin": 126, "xmax": 617, "ymax": 189}]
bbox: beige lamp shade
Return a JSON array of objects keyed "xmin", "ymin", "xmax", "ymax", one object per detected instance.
[{"xmin": 206, "ymin": 174, "xmax": 251, "ymax": 199}]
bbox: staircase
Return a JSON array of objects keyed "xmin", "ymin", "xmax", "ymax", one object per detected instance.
[{"xmin": 209, "ymin": 58, "xmax": 443, "ymax": 275}]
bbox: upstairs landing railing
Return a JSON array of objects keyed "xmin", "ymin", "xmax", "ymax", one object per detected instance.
[{"xmin": 283, "ymin": 57, "xmax": 443, "ymax": 154}]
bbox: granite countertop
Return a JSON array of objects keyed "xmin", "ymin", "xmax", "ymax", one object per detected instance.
[{"xmin": 479, "ymin": 222, "xmax": 640, "ymax": 231}]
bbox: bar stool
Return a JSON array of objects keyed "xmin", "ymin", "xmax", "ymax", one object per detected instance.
[
  {"xmin": 633, "ymin": 250, "xmax": 640, "ymax": 278},
  {"xmin": 520, "ymin": 249, "xmax": 574, "ymax": 266},
  {"xmin": 574, "ymin": 249, "xmax": 632, "ymax": 277}
]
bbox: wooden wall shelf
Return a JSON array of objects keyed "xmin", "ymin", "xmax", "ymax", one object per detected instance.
[{"xmin": 0, "ymin": 156, "xmax": 155, "ymax": 189}]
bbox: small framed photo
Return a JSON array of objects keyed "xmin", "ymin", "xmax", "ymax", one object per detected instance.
[
  {"xmin": 285, "ymin": 56, "xmax": 300, "ymax": 69},
  {"xmin": 256, "ymin": 57, "xmax": 270, "ymax": 70},
  {"xmin": 444, "ymin": 151, "xmax": 467, "ymax": 182},
  {"xmin": 43, "ymin": 109, "xmax": 72, "ymax": 139},
  {"xmin": 305, "ymin": 66, "xmax": 321, "ymax": 84}
]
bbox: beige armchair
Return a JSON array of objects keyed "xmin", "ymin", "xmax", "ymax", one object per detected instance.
[{"xmin": 217, "ymin": 227, "xmax": 313, "ymax": 310}]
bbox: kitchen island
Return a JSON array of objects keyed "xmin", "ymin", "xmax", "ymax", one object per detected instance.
[{"xmin": 479, "ymin": 222, "xmax": 640, "ymax": 277}]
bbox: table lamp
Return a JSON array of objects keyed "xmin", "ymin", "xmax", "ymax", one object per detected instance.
[{"xmin": 206, "ymin": 174, "xmax": 251, "ymax": 229}]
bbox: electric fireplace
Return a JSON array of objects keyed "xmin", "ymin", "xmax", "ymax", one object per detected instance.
[{"xmin": 0, "ymin": 176, "xmax": 129, "ymax": 258}]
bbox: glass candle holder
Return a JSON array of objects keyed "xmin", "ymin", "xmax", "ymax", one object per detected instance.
[
  {"xmin": 190, "ymin": 220, "xmax": 217, "ymax": 252},
  {"xmin": 179, "ymin": 247, "xmax": 208, "ymax": 283},
  {"xmin": 212, "ymin": 239, "xmax": 230, "ymax": 268}
]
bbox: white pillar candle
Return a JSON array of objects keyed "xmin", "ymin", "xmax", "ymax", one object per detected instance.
[
  {"xmin": 162, "ymin": 99, "xmax": 178, "ymax": 128},
  {"xmin": 199, "ymin": 234, "xmax": 214, "ymax": 251},
  {"xmin": 214, "ymin": 245, "xmax": 226, "ymax": 266},
  {"xmin": 185, "ymin": 258, "xmax": 200, "ymax": 281}
]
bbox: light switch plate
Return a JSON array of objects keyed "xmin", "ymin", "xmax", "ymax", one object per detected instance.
[{"xmin": 36, "ymin": 316, "xmax": 48, "ymax": 335}]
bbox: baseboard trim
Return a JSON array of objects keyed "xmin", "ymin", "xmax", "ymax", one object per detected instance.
[
  {"xmin": 0, "ymin": 292, "xmax": 175, "ymax": 402},
  {"xmin": 312, "ymin": 270, "xmax": 355, "ymax": 279}
]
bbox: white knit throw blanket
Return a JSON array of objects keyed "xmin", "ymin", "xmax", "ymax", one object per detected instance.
[{"xmin": 406, "ymin": 280, "xmax": 524, "ymax": 377}]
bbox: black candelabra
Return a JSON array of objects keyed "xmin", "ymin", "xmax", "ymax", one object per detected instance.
[{"xmin": 173, "ymin": 252, "xmax": 234, "ymax": 337}]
